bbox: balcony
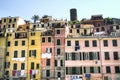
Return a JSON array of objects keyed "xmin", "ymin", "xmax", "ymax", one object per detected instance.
[{"xmin": 15, "ymin": 32, "xmax": 27, "ymax": 39}]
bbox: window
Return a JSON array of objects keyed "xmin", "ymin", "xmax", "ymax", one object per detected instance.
[
  {"xmin": 115, "ymin": 66, "xmax": 120, "ymax": 73},
  {"xmin": 103, "ymin": 40, "xmax": 108, "ymax": 47},
  {"xmin": 4, "ymin": 19, "xmax": 6, "ymax": 22},
  {"xmin": 31, "ymin": 32, "xmax": 35, "ymax": 36},
  {"xmin": 96, "ymin": 28, "xmax": 99, "ymax": 32},
  {"xmin": 66, "ymin": 67, "xmax": 68, "ymax": 74},
  {"xmin": 5, "ymin": 62, "xmax": 10, "ymax": 68},
  {"xmin": 46, "ymin": 70, "xmax": 50, "ymax": 77},
  {"xmin": 12, "ymin": 24, "xmax": 15, "ymax": 28},
  {"xmin": 31, "ymin": 62, "xmax": 34, "ymax": 69},
  {"xmin": 104, "ymin": 52, "xmax": 110, "ymax": 60},
  {"xmin": 92, "ymin": 40, "xmax": 97, "ymax": 47},
  {"xmin": 31, "ymin": 40, "xmax": 35, "ymax": 45},
  {"xmin": 106, "ymin": 66, "xmax": 111, "ymax": 73},
  {"xmin": 57, "ymin": 72, "xmax": 61, "ymax": 77},
  {"xmin": 29, "ymin": 50, "xmax": 36, "ymax": 57},
  {"xmin": 7, "ymin": 41, "xmax": 10, "ymax": 47},
  {"xmin": 113, "ymin": 52, "xmax": 119, "ymax": 60},
  {"xmin": 8, "ymin": 25, "xmax": 10, "ymax": 28},
  {"xmin": 67, "ymin": 40, "xmax": 71, "ymax": 46},
  {"xmin": 116, "ymin": 25, "xmax": 119, "ymax": 29},
  {"xmin": 21, "ymin": 50, "xmax": 25, "ymax": 57},
  {"xmin": 5, "ymin": 71, "xmax": 9, "ymax": 75},
  {"xmin": 101, "ymin": 27, "xmax": 105, "ymax": 31},
  {"xmin": 75, "ymin": 40, "xmax": 79, "ymax": 46},
  {"xmin": 85, "ymin": 40, "xmax": 89, "ymax": 47},
  {"xmin": 112, "ymin": 40, "xmax": 117, "ymax": 46},
  {"xmin": 14, "ymin": 18, "xmax": 16, "ymax": 22},
  {"xmin": 14, "ymin": 41, "xmax": 18, "ymax": 46},
  {"xmin": 57, "ymin": 48, "xmax": 61, "ymax": 55},
  {"xmin": 60, "ymin": 60, "xmax": 63, "ymax": 66},
  {"xmin": 48, "ymin": 37, "xmax": 51, "ymax": 42},
  {"xmin": 46, "ymin": 48, "xmax": 52, "ymax": 53},
  {"xmin": 72, "ymin": 67, "xmax": 77, "ymax": 74},
  {"xmin": 14, "ymin": 51, "xmax": 18, "ymax": 58},
  {"xmin": 90, "ymin": 67, "xmax": 94, "ymax": 73},
  {"xmin": 46, "ymin": 59, "xmax": 50, "ymax": 66},
  {"xmin": 55, "ymin": 60, "xmax": 57, "ymax": 66},
  {"xmin": 22, "ymin": 40, "xmax": 25, "ymax": 46},
  {"xmin": 84, "ymin": 67, "xmax": 86, "ymax": 73},
  {"xmin": 9, "ymin": 19, "xmax": 12, "ymax": 23},
  {"xmin": 77, "ymin": 29, "xmax": 79, "ymax": 33},
  {"xmin": 6, "ymin": 52, "xmax": 9, "ymax": 56},
  {"xmin": 42, "ymin": 38, "xmax": 45, "ymax": 42},
  {"xmin": 57, "ymin": 39, "xmax": 60, "ymax": 45},
  {"xmin": 70, "ymin": 29, "xmax": 72, "ymax": 33},
  {"xmin": 21, "ymin": 63, "xmax": 25, "ymax": 70},
  {"xmin": 33, "ymin": 74, "xmax": 36, "ymax": 78},
  {"xmin": 89, "ymin": 52, "xmax": 94, "ymax": 60},
  {"xmin": 13, "ymin": 63, "xmax": 17, "ymax": 70},
  {"xmin": 36, "ymin": 64, "xmax": 39, "ymax": 69},
  {"xmin": 56, "ymin": 30, "xmax": 60, "ymax": 34},
  {"xmin": 98, "ymin": 67, "xmax": 101, "ymax": 73},
  {"xmin": 72, "ymin": 53, "xmax": 76, "ymax": 60}
]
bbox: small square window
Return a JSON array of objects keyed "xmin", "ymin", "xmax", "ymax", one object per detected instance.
[
  {"xmin": 36, "ymin": 64, "xmax": 39, "ymax": 69},
  {"xmin": 112, "ymin": 40, "xmax": 117, "ymax": 46},
  {"xmin": 103, "ymin": 40, "xmax": 108, "ymax": 47},
  {"xmin": 92, "ymin": 40, "xmax": 97, "ymax": 47},
  {"xmin": 31, "ymin": 40, "xmax": 35, "ymax": 45},
  {"xmin": 14, "ymin": 41, "xmax": 18, "ymax": 46},
  {"xmin": 67, "ymin": 40, "xmax": 71, "ymax": 46},
  {"xmin": 6, "ymin": 52, "xmax": 9, "ymax": 56},
  {"xmin": 46, "ymin": 59, "xmax": 50, "ymax": 66},
  {"xmin": 7, "ymin": 41, "xmax": 10, "ymax": 47},
  {"xmin": 104, "ymin": 52, "xmax": 110, "ymax": 60},
  {"xmin": 57, "ymin": 39, "xmax": 60, "ymax": 45},
  {"xmin": 13, "ymin": 63, "xmax": 17, "ymax": 70},
  {"xmin": 22, "ymin": 40, "xmax": 25, "ymax": 46},
  {"xmin": 70, "ymin": 29, "xmax": 72, "ymax": 33},
  {"xmin": 14, "ymin": 51, "xmax": 18, "ymax": 58},
  {"xmin": 57, "ymin": 48, "xmax": 61, "ymax": 55},
  {"xmin": 48, "ymin": 37, "xmax": 51, "ymax": 42},
  {"xmin": 21, "ymin": 50, "xmax": 25, "ymax": 57},
  {"xmin": 77, "ymin": 29, "xmax": 79, "ymax": 33},
  {"xmin": 42, "ymin": 38, "xmax": 45, "ymax": 42},
  {"xmin": 21, "ymin": 63, "xmax": 25, "ymax": 70},
  {"xmin": 113, "ymin": 52, "xmax": 119, "ymax": 60},
  {"xmin": 56, "ymin": 30, "xmax": 60, "ymax": 34},
  {"xmin": 85, "ymin": 40, "xmax": 89, "ymax": 47},
  {"xmin": 106, "ymin": 66, "xmax": 111, "ymax": 73}
]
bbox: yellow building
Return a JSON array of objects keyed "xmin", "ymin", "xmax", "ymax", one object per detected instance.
[
  {"xmin": 68, "ymin": 24, "xmax": 94, "ymax": 37},
  {"xmin": 1, "ymin": 16, "xmax": 26, "ymax": 33},
  {"xmin": 0, "ymin": 35, "xmax": 6, "ymax": 79},
  {"xmin": 5, "ymin": 26, "xmax": 28, "ymax": 80}
]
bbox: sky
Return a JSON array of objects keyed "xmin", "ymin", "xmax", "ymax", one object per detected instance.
[{"xmin": 0, "ymin": 0, "xmax": 120, "ymax": 21}]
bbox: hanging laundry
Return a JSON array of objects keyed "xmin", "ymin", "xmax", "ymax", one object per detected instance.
[
  {"xmin": 21, "ymin": 70, "xmax": 25, "ymax": 76},
  {"xmin": 12, "ymin": 70, "xmax": 16, "ymax": 76},
  {"xmin": 30, "ymin": 70, "xmax": 32, "ymax": 74},
  {"xmin": 16, "ymin": 70, "xmax": 21, "ymax": 76}
]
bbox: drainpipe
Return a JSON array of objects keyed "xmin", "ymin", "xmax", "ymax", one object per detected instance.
[{"xmin": 98, "ymin": 37, "xmax": 103, "ymax": 80}]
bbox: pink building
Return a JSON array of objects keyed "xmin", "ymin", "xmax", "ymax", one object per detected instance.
[
  {"xmin": 41, "ymin": 30, "xmax": 55, "ymax": 80},
  {"xmin": 65, "ymin": 36, "xmax": 120, "ymax": 80}
]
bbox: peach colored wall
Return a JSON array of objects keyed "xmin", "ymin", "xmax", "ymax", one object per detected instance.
[
  {"xmin": 65, "ymin": 37, "xmax": 120, "ymax": 80},
  {"xmin": 41, "ymin": 36, "xmax": 55, "ymax": 68}
]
